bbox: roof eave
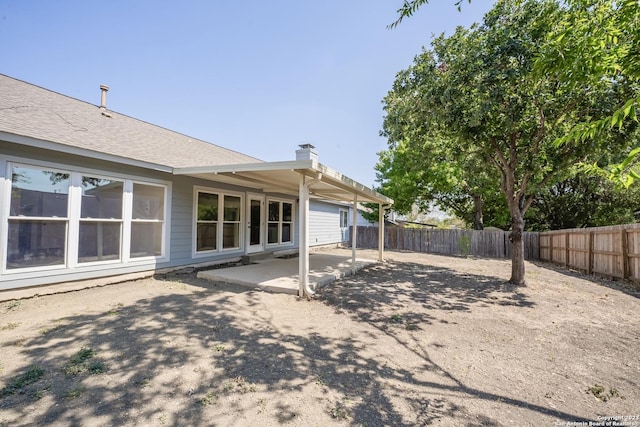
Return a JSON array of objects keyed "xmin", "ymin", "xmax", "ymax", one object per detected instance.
[
  {"xmin": 1, "ymin": 131, "xmax": 173, "ymax": 173},
  {"xmin": 174, "ymin": 160, "xmax": 393, "ymax": 205}
]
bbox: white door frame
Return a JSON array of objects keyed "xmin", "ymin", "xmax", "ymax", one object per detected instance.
[{"xmin": 246, "ymin": 193, "xmax": 265, "ymax": 254}]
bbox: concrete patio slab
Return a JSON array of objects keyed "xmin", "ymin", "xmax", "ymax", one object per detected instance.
[{"xmin": 197, "ymin": 253, "xmax": 377, "ymax": 294}]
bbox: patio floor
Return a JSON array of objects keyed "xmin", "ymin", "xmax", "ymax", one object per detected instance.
[{"xmin": 197, "ymin": 253, "xmax": 378, "ymax": 294}]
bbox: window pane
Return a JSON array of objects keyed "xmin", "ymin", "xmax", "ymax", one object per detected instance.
[
  {"xmin": 6, "ymin": 220, "xmax": 66, "ymax": 269},
  {"xmin": 268, "ymin": 201, "xmax": 280, "ymax": 221},
  {"xmin": 282, "ymin": 223, "xmax": 291, "ymax": 243},
  {"xmin": 223, "ymin": 195, "xmax": 241, "ymax": 221},
  {"xmin": 78, "ymin": 222, "xmax": 121, "ymax": 262},
  {"xmin": 10, "ymin": 166, "xmax": 69, "ymax": 217},
  {"xmin": 80, "ymin": 177, "xmax": 123, "ymax": 219},
  {"xmin": 222, "ymin": 223, "xmax": 239, "ymax": 249},
  {"xmin": 340, "ymin": 211, "xmax": 348, "ymax": 228},
  {"xmin": 197, "ymin": 223, "xmax": 217, "ymax": 251},
  {"xmin": 268, "ymin": 223, "xmax": 279, "ymax": 244},
  {"xmin": 249, "ymin": 200, "xmax": 261, "ymax": 246},
  {"xmin": 198, "ymin": 193, "xmax": 218, "ymax": 221},
  {"xmin": 283, "ymin": 203, "xmax": 292, "ymax": 222},
  {"xmin": 130, "ymin": 222, "xmax": 162, "ymax": 257},
  {"xmin": 132, "ymin": 183, "xmax": 164, "ymax": 220}
]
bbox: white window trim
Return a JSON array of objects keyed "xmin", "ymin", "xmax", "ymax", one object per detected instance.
[
  {"xmin": 192, "ymin": 186, "xmax": 244, "ymax": 258},
  {"xmin": 266, "ymin": 198, "xmax": 295, "ymax": 247},
  {"xmin": 339, "ymin": 209, "xmax": 349, "ymax": 228},
  {"xmin": 1, "ymin": 156, "xmax": 170, "ymax": 275},
  {"xmin": 128, "ymin": 180, "xmax": 170, "ymax": 262}
]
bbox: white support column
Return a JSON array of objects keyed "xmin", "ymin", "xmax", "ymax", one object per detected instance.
[
  {"xmin": 351, "ymin": 194, "xmax": 358, "ymax": 271},
  {"xmin": 378, "ymin": 203, "xmax": 385, "ymax": 262},
  {"xmin": 298, "ymin": 174, "xmax": 309, "ymax": 298}
]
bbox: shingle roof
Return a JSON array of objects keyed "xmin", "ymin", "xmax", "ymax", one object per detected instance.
[{"xmin": 0, "ymin": 74, "xmax": 261, "ymax": 169}]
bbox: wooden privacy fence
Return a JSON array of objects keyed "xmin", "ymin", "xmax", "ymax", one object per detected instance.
[
  {"xmin": 539, "ymin": 224, "xmax": 640, "ymax": 282},
  {"xmin": 352, "ymin": 226, "xmax": 540, "ymax": 260}
]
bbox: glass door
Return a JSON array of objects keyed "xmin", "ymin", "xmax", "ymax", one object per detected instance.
[{"xmin": 246, "ymin": 194, "xmax": 264, "ymax": 254}]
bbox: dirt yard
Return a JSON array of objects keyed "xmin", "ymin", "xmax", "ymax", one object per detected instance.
[{"xmin": 1, "ymin": 248, "xmax": 639, "ymax": 426}]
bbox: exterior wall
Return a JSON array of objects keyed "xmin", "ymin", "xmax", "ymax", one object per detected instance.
[
  {"xmin": 1, "ymin": 142, "xmax": 175, "ymax": 290},
  {"xmin": 1, "ymin": 141, "xmax": 357, "ymax": 291},
  {"xmin": 0, "ymin": 142, "xmax": 301, "ymax": 291},
  {"xmin": 355, "ymin": 209, "xmax": 376, "ymax": 227},
  {"xmin": 309, "ymin": 200, "xmax": 350, "ymax": 245}
]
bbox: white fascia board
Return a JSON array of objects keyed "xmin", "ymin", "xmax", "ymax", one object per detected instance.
[
  {"xmin": 173, "ymin": 159, "xmax": 315, "ymax": 175},
  {"xmin": 315, "ymin": 162, "xmax": 394, "ymax": 205},
  {"xmin": 173, "ymin": 159, "xmax": 393, "ymax": 205},
  {"xmin": 0, "ymin": 131, "xmax": 173, "ymax": 173}
]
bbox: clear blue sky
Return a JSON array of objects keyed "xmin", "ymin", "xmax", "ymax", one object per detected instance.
[{"xmin": 0, "ymin": 0, "xmax": 493, "ymax": 186}]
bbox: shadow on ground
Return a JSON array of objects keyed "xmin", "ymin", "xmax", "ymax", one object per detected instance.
[{"xmin": 0, "ymin": 260, "xmax": 595, "ymax": 426}]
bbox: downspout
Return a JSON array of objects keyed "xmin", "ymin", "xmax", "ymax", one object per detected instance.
[{"xmin": 298, "ymin": 173, "xmax": 322, "ymax": 299}]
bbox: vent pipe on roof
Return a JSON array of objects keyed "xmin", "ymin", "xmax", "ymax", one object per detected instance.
[
  {"xmin": 296, "ymin": 143, "xmax": 318, "ymax": 162},
  {"xmin": 99, "ymin": 84, "xmax": 109, "ymax": 110}
]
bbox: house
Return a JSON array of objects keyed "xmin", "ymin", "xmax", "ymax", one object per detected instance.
[{"xmin": 0, "ymin": 74, "xmax": 392, "ymax": 296}]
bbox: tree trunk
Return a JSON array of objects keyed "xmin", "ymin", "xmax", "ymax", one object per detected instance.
[
  {"xmin": 509, "ymin": 209, "xmax": 526, "ymax": 285},
  {"xmin": 473, "ymin": 194, "xmax": 484, "ymax": 230}
]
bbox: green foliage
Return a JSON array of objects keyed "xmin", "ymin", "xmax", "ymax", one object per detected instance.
[
  {"xmin": 381, "ymin": 0, "xmax": 632, "ymax": 284},
  {"xmin": 525, "ymin": 172, "xmax": 640, "ymax": 230},
  {"xmin": 63, "ymin": 347, "xmax": 106, "ymax": 377},
  {"xmin": 390, "ymin": 0, "xmax": 470, "ymax": 28},
  {"xmin": 458, "ymin": 235, "xmax": 471, "ymax": 256},
  {"xmin": 391, "ymin": 0, "xmax": 640, "ymax": 186},
  {"xmin": 534, "ymin": 0, "xmax": 640, "ymax": 183},
  {"xmin": 0, "ymin": 365, "xmax": 44, "ymax": 398}
]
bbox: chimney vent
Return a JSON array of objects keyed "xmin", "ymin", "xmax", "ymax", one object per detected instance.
[
  {"xmin": 99, "ymin": 84, "xmax": 109, "ymax": 109},
  {"xmin": 296, "ymin": 143, "xmax": 318, "ymax": 162}
]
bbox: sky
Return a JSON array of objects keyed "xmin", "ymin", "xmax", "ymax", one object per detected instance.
[{"xmin": 0, "ymin": 0, "xmax": 493, "ymax": 187}]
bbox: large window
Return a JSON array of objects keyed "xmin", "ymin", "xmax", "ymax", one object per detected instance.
[
  {"xmin": 196, "ymin": 192, "xmax": 218, "ymax": 251},
  {"xmin": 267, "ymin": 200, "xmax": 293, "ymax": 245},
  {"xmin": 195, "ymin": 190, "xmax": 242, "ymax": 253},
  {"xmin": 131, "ymin": 183, "xmax": 165, "ymax": 258},
  {"xmin": 4, "ymin": 162, "xmax": 167, "ymax": 272},
  {"xmin": 7, "ymin": 166, "xmax": 69, "ymax": 269},
  {"xmin": 79, "ymin": 176, "xmax": 123, "ymax": 263}
]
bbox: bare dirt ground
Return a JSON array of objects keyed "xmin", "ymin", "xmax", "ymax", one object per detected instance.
[{"xmin": 1, "ymin": 248, "xmax": 639, "ymax": 426}]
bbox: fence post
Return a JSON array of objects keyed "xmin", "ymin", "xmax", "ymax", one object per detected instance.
[
  {"xmin": 549, "ymin": 234, "xmax": 554, "ymax": 264},
  {"xmin": 565, "ymin": 232, "xmax": 570, "ymax": 268},
  {"xmin": 621, "ymin": 228, "xmax": 629, "ymax": 280},
  {"xmin": 587, "ymin": 231, "xmax": 593, "ymax": 275}
]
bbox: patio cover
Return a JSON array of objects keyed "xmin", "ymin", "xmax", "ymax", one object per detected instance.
[{"xmin": 174, "ymin": 159, "xmax": 393, "ymax": 297}]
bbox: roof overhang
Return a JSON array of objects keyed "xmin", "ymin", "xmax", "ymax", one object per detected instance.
[
  {"xmin": 173, "ymin": 160, "xmax": 393, "ymax": 205},
  {"xmin": 1, "ymin": 131, "xmax": 173, "ymax": 173}
]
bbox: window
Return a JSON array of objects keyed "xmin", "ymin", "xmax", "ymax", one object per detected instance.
[
  {"xmin": 130, "ymin": 183, "xmax": 165, "ymax": 258},
  {"xmin": 340, "ymin": 210, "xmax": 348, "ymax": 228},
  {"xmin": 78, "ymin": 176, "xmax": 123, "ymax": 263},
  {"xmin": 267, "ymin": 200, "xmax": 293, "ymax": 245},
  {"xmin": 7, "ymin": 165, "xmax": 69, "ymax": 269},
  {"xmin": 4, "ymin": 161, "xmax": 168, "ymax": 273},
  {"xmin": 223, "ymin": 195, "xmax": 241, "ymax": 249},
  {"xmin": 195, "ymin": 190, "xmax": 242, "ymax": 253},
  {"xmin": 196, "ymin": 192, "xmax": 218, "ymax": 251}
]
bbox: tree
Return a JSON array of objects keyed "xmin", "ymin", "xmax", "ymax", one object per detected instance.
[
  {"xmin": 375, "ymin": 134, "xmax": 509, "ymax": 230},
  {"xmin": 536, "ymin": 0, "xmax": 640, "ymax": 185},
  {"xmin": 381, "ymin": 0, "xmax": 631, "ymax": 284},
  {"xmin": 525, "ymin": 172, "xmax": 640, "ymax": 230},
  {"xmin": 392, "ymin": 0, "xmax": 640, "ymax": 184}
]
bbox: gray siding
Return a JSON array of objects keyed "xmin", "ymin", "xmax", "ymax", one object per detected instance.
[
  {"xmin": 309, "ymin": 200, "xmax": 349, "ymax": 246},
  {"xmin": 0, "ymin": 142, "xmax": 302, "ymax": 290},
  {"xmin": 1, "ymin": 142, "xmax": 174, "ymax": 289},
  {"xmin": 2, "ymin": 142, "xmax": 354, "ymax": 290}
]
